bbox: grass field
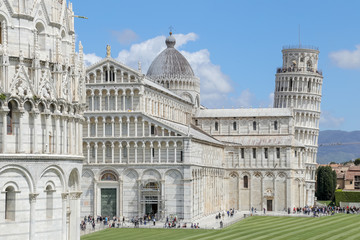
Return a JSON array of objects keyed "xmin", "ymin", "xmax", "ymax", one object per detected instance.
[{"xmin": 81, "ymin": 214, "xmax": 360, "ymax": 240}]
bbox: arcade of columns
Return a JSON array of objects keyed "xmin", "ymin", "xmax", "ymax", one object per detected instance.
[{"xmin": 0, "ymin": 103, "xmax": 83, "ymax": 155}]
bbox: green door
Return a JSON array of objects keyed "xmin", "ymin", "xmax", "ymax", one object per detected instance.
[{"xmin": 101, "ymin": 188, "xmax": 116, "ymax": 217}]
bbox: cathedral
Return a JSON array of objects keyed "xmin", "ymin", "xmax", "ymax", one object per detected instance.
[{"xmin": 0, "ymin": 1, "xmax": 322, "ymax": 240}]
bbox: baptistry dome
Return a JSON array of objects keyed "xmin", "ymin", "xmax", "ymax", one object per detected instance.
[{"xmin": 147, "ymin": 32, "xmax": 195, "ymax": 81}]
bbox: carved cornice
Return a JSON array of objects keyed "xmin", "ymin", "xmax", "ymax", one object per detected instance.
[
  {"xmin": 68, "ymin": 191, "xmax": 82, "ymax": 200},
  {"xmin": 29, "ymin": 193, "xmax": 39, "ymax": 203}
]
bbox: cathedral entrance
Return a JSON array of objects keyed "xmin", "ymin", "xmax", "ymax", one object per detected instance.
[
  {"xmin": 101, "ymin": 188, "xmax": 117, "ymax": 217},
  {"xmin": 141, "ymin": 182, "xmax": 161, "ymax": 219},
  {"xmin": 267, "ymin": 200, "xmax": 273, "ymax": 211},
  {"xmin": 145, "ymin": 196, "xmax": 158, "ymax": 215}
]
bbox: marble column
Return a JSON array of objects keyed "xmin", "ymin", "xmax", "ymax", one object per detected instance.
[
  {"xmin": 102, "ymin": 142, "xmax": 105, "ymax": 163},
  {"xmin": 2, "ymin": 111, "xmax": 7, "ymax": 153},
  {"xmin": 103, "ymin": 119, "xmax": 106, "ymax": 137},
  {"xmin": 29, "ymin": 193, "xmax": 39, "ymax": 240},
  {"xmin": 111, "ymin": 142, "xmax": 114, "ymax": 164},
  {"xmin": 111, "ymin": 118, "xmax": 115, "ymax": 137},
  {"xmin": 55, "ymin": 115, "xmax": 60, "ymax": 154},
  {"xmin": 126, "ymin": 118, "xmax": 130, "ymax": 137},
  {"xmin": 115, "ymin": 93, "xmax": 118, "ymax": 111},
  {"xmin": 33, "ymin": 112, "xmax": 39, "ymax": 154},
  {"xmin": 87, "ymin": 118, "xmax": 90, "ymax": 137},
  {"xmin": 18, "ymin": 111, "xmax": 25, "ymax": 153},
  {"xmin": 130, "ymin": 92, "xmax": 134, "ymax": 111},
  {"xmin": 122, "ymin": 93, "xmax": 126, "ymax": 111},
  {"xmin": 61, "ymin": 193, "xmax": 68, "ymax": 240},
  {"xmin": 94, "ymin": 144, "xmax": 98, "ymax": 164},
  {"xmin": 87, "ymin": 143, "xmax": 90, "ymax": 164},
  {"xmin": 94, "ymin": 119, "xmax": 98, "ymax": 137}
]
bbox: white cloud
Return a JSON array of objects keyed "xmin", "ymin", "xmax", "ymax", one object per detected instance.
[
  {"xmin": 234, "ymin": 89, "xmax": 256, "ymax": 108},
  {"xmin": 181, "ymin": 49, "xmax": 232, "ymax": 106},
  {"xmin": 83, "ymin": 53, "xmax": 102, "ymax": 67},
  {"xmin": 320, "ymin": 111, "xmax": 345, "ymax": 129},
  {"xmin": 115, "ymin": 32, "xmax": 232, "ymax": 107},
  {"xmin": 83, "ymin": 33, "xmax": 233, "ymax": 107},
  {"xmin": 228, "ymin": 90, "xmax": 274, "ymax": 109},
  {"xmin": 329, "ymin": 45, "xmax": 360, "ymax": 69},
  {"xmin": 268, "ymin": 93, "xmax": 274, "ymax": 107},
  {"xmin": 116, "ymin": 33, "xmax": 198, "ymax": 72},
  {"xmin": 112, "ymin": 29, "xmax": 138, "ymax": 45}
]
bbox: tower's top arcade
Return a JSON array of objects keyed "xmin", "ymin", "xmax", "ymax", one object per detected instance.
[{"xmin": 278, "ymin": 46, "xmax": 321, "ymax": 75}]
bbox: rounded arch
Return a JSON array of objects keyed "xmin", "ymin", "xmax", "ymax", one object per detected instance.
[
  {"xmin": 99, "ymin": 169, "xmax": 118, "ymax": 181},
  {"xmin": 0, "ymin": 165, "xmax": 35, "ymax": 193},
  {"xmin": 142, "ymin": 169, "xmax": 162, "ymax": 181},
  {"xmin": 122, "ymin": 168, "xmax": 139, "ymax": 180},
  {"xmin": 2, "ymin": 181, "xmax": 20, "ymax": 192},
  {"xmin": 34, "ymin": 19, "xmax": 46, "ymax": 32},
  {"xmin": 68, "ymin": 168, "xmax": 80, "ymax": 191},
  {"xmin": 39, "ymin": 165, "xmax": 66, "ymax": 192},
  {"xmin": 44, "ymin": 180, "xmax": 56, "ymax": 191},
  {"xmin": 164, "ymin": 169, "xmax": 183, "ymax": 180},
  {"xmin": 231, "ymin": 171, "xmax": 239, "ymax": 178},
  {"xmin": 7, "ymin": 98, "xmax": 20, "ymax": 109},
  {"xmin": 181, "ymin": 92, "xmax": 193, "ymax": 103}
]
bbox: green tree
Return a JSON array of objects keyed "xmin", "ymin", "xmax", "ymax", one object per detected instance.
[
  {"xmin": 354, "ymin": 158, "xmax": 360, "ymax": 166},
  {"xmin": 316, "ymin": 166, "xmax": 337, "ymax": 201}
]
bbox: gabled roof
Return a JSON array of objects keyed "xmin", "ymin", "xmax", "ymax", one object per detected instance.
[
  {"xmin": 86, "ymin": 57, "xmax": 142, "ymax": 77},
  {"xmin": 152, "ymin": 117, "xmax": 224, "ymax": 146},
  {"xmin": 196, "ymin": 108, "xmax": 293, "ymax": 118}
]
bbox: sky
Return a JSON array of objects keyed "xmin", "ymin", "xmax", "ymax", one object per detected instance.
[{"xmin": 72, "ymin": 0, "xmax": 360, "ymax": 131}]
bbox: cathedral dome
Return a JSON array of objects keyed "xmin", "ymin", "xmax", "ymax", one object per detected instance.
[{"xmin": 146, "ymin": 33, "xmax": 195, "ymax": 81}]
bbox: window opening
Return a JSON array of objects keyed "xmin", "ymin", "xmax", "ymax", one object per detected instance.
[
  {"xmin": 243, "ymin": 176, "xmax": 248, "ymax": 188},
  {"xmin": 264, "ymin": 148, "xmax": 268, "ymax": 159},
  {"xmin": 276, "ymin": 148, "xmax": 280, "ymax": 158},
  {"xmin": 5, "ymin": 186, "xmax": 15, "ymax": 221}
]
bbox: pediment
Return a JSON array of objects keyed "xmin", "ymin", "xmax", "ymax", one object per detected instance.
[{"xmin": 86, "ymin": 57, "xmax": 142, "ymax": 78}]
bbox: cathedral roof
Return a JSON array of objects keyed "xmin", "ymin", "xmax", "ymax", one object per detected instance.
[
  {"xmin": 146, "ymin": 33, "xmax": 195, "ymax": 81},
  {"xmin": 196, "ymin": 108, "xmax": 293, "ymax": 118},
  {"xmin": 215, "ymin": 135, "xmax": 304, "ymax": 147},
  {"xmin": 152, "ymin": 117, "xmax": 223, "ymax": 146}
]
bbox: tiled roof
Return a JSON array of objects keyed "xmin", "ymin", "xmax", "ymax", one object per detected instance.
[
  {"xmin": 214, "ymin": 135, "xmax": 304, "ymax": 147},
  {"xmin": 196, "ymin": 108, "xmax": 293, "ymax": 118}
]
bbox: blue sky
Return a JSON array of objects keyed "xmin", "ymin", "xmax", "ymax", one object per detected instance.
[{"xmin": 72, "ymin": 0, "xmax": 359, "ymax": 131}]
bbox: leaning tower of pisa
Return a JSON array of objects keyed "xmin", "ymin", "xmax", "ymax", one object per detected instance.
[{"xmin": 274, "ymin": 46, "xmax": 323, "ymax": 205}]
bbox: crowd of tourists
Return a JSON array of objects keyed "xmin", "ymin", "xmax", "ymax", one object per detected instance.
[
  {"xmin": 81, "ymin": 206, "xmax": 360, "ymax": 232},
  {"xmin": 286, "ymin": 206, "xmax": 360, "ymax": 216}
]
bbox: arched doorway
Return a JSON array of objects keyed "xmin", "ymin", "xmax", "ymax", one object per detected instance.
[
  {"xmin": 141, "ymin": 181, "xmax": 161, "ymax": 219},
  {"xmin": 100, "ymin": 172, "xmax": 117, "ymax": 217}
]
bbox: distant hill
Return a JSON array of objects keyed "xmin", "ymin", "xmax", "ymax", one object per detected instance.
[{"xmin": 317, "ymin": 130, "xmax": 360, "ymax": 164}]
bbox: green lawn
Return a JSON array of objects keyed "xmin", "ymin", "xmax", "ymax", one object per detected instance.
[
  {"xmin": 317, "ymin": 200, "xmax": 332, "ymax": 206},
  {"xmin": 81, "ymin": 214, "xmax": 360, "ymax": 240}
]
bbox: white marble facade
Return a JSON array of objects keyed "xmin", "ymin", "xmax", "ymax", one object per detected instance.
[
  {"xmin": 0, "ymin": 1, "xmax": 323, "ymax": 239},
  {"xmin": 80, "ymin": 35, "xmax": 322, "ymax": 222},
  {"xmin": 0, "ymin": 1, "xmax": 86, "ymax": 240}
]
